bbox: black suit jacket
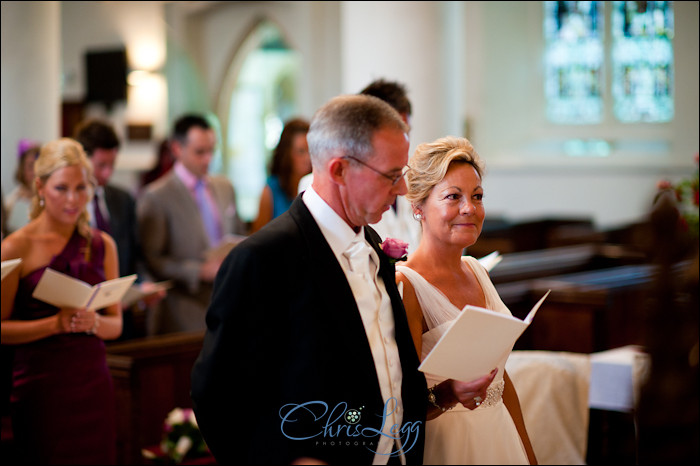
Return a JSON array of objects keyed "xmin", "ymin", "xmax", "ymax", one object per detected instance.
[
  {"xmin": 191, "ymin": 196, "xmax": 427, "ymax": 464},
  {"xmin": 103, "ymin": 184, "xmax": 141, "ymax": 277},
  {"xmin": 102, "ymin": 184, "xmax": 146, "ymax": 340}
]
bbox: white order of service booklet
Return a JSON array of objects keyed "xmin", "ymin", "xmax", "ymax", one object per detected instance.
[
  {"xmin": 419, "ymin": 290, "xmax": 551, "ymax": 382},
  {"xmin": 32, "ymin": 268, "xmax": 137, "ymax": 311},
  {"xmin": 121, "ymin": 280, "xmax": 173, "ymax": 308}
]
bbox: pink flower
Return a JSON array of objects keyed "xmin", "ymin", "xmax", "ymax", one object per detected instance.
[
  {"xmin": 656, "ymin": 179, "xmax": 672, "ymax": 190},
  {"xmin": 380, "ymin": 237, "xmax": 409, "ymax": 263}
]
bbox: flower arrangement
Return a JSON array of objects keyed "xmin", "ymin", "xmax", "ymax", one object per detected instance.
[
  {"xmin": 656, "ymin": 153, "xmax": 699, "ymax": 239},
  {"xmin": 159, "ymin": 407, "xmax": 208, "ymax": 464},
  {"xmin": 380, "ymin": 237, "xmax": 409, "ymax": 264}
]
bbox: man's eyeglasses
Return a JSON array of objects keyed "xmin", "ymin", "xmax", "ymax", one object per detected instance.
[{"xmin": 344, "ymin": 156, "xmax": 410, "ymax": 186}]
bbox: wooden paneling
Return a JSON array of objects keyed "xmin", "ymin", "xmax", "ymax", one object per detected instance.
[
  {"xmin": 106, "ymin": 331, "xmax": 204, "ymax": 465},
  {"xmin": 502, "ymin": 264, "xmax": 653, "ymax": 353}
]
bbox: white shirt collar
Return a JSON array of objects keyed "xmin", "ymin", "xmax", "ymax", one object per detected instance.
[{"xmin": 302, "ymin": 186, "xmax": 365, "ymax": 257}]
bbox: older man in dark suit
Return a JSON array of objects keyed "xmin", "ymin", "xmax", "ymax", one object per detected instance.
[{"xmin": 191, "ymin": 95, "xmax": 429, "ymax": 464}]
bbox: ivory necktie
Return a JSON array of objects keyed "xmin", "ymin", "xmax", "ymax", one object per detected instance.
[
  {"xmin": 343, "ymin": 238, "xmax": 372, "ymax": 279},
  {"xmin": 343, "ymin": 237, "xmax": 381, "ymax": 312},
  {"xmin": 195, "ymin": 179, "xmax": 221, "ymax": 246},
  {"xmin": 93, "ymin": 193, "xmax": 111, "ymax": 234}
]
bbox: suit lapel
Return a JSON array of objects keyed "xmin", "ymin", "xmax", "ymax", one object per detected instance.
[
  {"xmin": 287, "ymin": 197, "xmax": 355, "ymax": 305},
  {"xmin": 366, "ymin": 226, "xmax": 421, "ymax": 368},
  {"xmin": 287, "ymin": 197, "xmax": 377, "ymax": 354},
  {"xmin": 102, "ymin": 185, "xmax": 116, "ymax": 231}
]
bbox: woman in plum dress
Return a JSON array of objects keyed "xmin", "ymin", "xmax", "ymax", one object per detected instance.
[{"xmin": 1, "ymin": 138, "xmax": 122, "ymax": 465}]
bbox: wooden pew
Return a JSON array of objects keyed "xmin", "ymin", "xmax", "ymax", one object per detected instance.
[
  {"xmin": 469, "ymin": 217, "xmax": 600, "ymax": 257},
  {"xmin": 106, "ymin": 331, "xmax": 204, "ymax": 465},
  {"xmin": 498, "ymin": 264, "xmax": 655, "ymax": 353},
  {"xmin": 487, "ymin": 243, "xmax": 645, "ymax": 285}
]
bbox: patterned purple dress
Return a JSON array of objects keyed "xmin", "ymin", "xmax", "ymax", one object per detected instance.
[{"xmin": 9, "ymin": 229, "xmax": 117, "ymax": 465}]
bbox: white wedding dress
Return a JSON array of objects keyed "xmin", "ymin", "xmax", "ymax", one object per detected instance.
[{"xmin": 397, "ymin": 256, "xmax": 529, "ymax": 465}]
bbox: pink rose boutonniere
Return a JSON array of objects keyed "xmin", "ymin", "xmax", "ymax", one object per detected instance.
[{"xmin": 380, "ymin": 237, "xmax": 409, "ymax": 264}]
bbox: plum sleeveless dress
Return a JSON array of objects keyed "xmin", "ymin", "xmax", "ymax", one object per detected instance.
[{"xmin": 9, "ymin": 228, "xmax": 117, "ymax": 465}]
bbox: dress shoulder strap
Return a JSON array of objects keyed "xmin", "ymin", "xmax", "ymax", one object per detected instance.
[{"xmin": 396, "ymin": 264, "xmax": 461, "ymax": 330}]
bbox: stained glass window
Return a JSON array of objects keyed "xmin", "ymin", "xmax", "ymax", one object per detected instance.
[
  {"xmin": 612, "ymin": 1, "xmax": 674, "ymax": 122},
  {"xmin": 544, "ymin": 1, "xmax": 674, "ymax": 124},
  {"xmin": 544, "ymin": 1, "xmax": 604, "ymax": 124}
]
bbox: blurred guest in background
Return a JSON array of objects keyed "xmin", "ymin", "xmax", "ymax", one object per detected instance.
[
  {"xmin": 139, "ymin": 138, "xmax": 175, "ymax": 194},
  {"xmin": 1, "ymin": 138, "xmax": 121, "ymax": 464},
  {"xmin": 250, "ymin": 117, "xmax": 310, "ymax": 233},
  {"xmin": 74, "ymin": 118, "xmax": 164, "ymax": 340},
  {"xmin": 5, "ymin": 139, "xmax": 40, "ymax": 234},
  {"xmin": 137, "ymin": 114, "xmax": 247, "ymax": 334},
  {"xmin": 359, "ymin": 79, "xmax": 422, "ymax": 254}
]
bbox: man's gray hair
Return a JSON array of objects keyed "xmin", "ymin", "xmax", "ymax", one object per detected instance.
[{"xmin": 307, "ymin": 94, "xmax": 408, "ymax": 169}]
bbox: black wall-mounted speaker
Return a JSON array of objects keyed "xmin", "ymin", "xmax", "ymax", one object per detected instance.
[{"xmin": 84, "ymin": 48, "xmax": 127, "ymax": 107}]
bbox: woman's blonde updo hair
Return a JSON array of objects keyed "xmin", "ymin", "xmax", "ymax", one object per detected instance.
[
  {"xmin": 30, "ymin": 138, "xmax": 95, "ymax": 237},
  {"xmin": 405, "ymin": 136, "xmax": 485, "ymax": 208}
]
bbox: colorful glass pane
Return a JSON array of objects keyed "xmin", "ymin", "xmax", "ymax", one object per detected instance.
[
  {"xmin": 612, "ymin": 1, "xmax": 674, "ymax": 122},
  {"xmin": 544, "ymin": 1, "xmax": 604, "ymax": 124}
]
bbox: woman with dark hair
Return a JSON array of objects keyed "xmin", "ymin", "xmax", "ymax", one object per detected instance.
[
  {"xmin": 250, "ymin": 117, "xmax": 310, "ymax": 233},
  {"xmin": 140, "ymin": 138, "xmax": 175, "ymax": 192}
]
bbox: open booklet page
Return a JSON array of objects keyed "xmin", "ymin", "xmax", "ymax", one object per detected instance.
[
  {"xmin": 1, "ymin": 258, "xmax": 22, "ymax": 281},
  {"xmin": 32, "ymin": 268, "xmax": 137, "ymax": 311},
  {"xmin": 121, "ymin": 280, "xmax": 173, "ymax": 308},
  {"xmin": 419, "ymin": 290, "xmax": 551, "ymax": 382}
]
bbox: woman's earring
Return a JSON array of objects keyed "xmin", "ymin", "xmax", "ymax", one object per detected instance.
[
  {"xmin": 413, "ymin": 212, "xmax": 422, "ymax": 221},
  {"xmin": 39, "ymin": 197, "xmax": 45, "ymax": 207}
]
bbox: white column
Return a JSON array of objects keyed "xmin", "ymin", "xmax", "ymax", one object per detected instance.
[
  {"xmin": 340, "ymin": 1, "xmax": 445, "ymax": 158},
  {"xmin": 1, "ymin": 1, "xmax": 61, "ymax": 192}
]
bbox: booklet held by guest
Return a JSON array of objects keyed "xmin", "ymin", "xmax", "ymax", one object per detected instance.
[
  {"xmin": 2, "ymin": 258, "xmax": 22, "ymax": 281},
  {"xmin": 32, "ymin": 268, "xmax": 137, "ymax": 311},
  {"xmin": 121, "ymin": 280, "xmax": 173, "ymax": 308},
  {"xmin": 419, "ymin": 290, "xmax": 551, "ymax": 382}
]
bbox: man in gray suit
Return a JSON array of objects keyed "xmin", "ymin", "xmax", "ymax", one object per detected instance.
[{"xmin": 137, "ymin": 114, "xmax": 247, "ymax": 334}]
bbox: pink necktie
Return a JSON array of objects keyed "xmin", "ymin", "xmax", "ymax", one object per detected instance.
[{"xmin": 195, "ymin": 180, "xmax": 221, "ymax": 246}]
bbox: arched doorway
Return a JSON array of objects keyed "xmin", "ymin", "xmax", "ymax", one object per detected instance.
[{"xmin": 217, "ymin": 19, "xmax": 301, "ymax": 223}]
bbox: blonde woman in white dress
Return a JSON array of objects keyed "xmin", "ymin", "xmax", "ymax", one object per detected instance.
[{"xmin": 396, "ymin": 136, "xmax": 537, "ymax": 465}]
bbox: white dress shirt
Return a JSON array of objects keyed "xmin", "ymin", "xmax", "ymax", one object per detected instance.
[
  {"xmin": 303, "ymin": 187, "xmax": 406, "ymax": 465},
  {"xmin": 300, "ymin": 174, "xmax": 420, "ymax": 255},
  {"xmin": 371, "ymin": 196, "xmax": 422, "ymax": 255}
]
